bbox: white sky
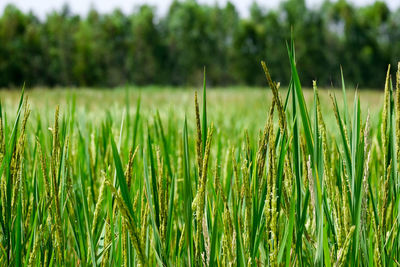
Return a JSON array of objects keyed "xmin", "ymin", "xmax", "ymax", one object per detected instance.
[{"xmin": 0, "ymin": 0, "xmax": 398, "ymax": 18}]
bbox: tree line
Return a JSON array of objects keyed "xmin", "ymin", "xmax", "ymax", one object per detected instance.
[{"xmin": 0, "ymin": 0, "xmax": 399, "ymax": 88}]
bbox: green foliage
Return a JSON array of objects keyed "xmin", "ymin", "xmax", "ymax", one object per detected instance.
[
  {"xmin": 0, "ymin": 40, "xmax": 400, "ymax": 266},
  {"xmin": 0, "ymin": 0, "xmax": 399, "ymax": 88}
]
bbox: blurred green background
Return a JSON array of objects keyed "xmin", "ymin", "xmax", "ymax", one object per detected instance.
[{"xmin": 0, "ymin": 0, "xmax": 398, "ymax": 89}]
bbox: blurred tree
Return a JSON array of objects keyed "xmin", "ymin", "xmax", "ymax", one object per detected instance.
[
  {"xmin": 73, "ymin": 9, "xmax": 105, "ymax": 86},
  {"xmin": 42, "ymin": 5, "xmax": 79, "ymax": 86},
  {"xmin": 388, "ymin": 8, "xmax": 400, "ymax": 75},
  {"xmin": 101, "ymin": 9, "xmax": 130, "ymax": 86},
  {"xmin": 200, "ymin": 2, "xmax": 239, "ymax": 85},
  {"xmin": 128, "ymin": 5, "xmax": 163, "ymax": 85},
  {"xmin": 231, "ymin": 3, "xmax": 267, "ymax": 85},
  {"xmin": 0, "ymin": 5, "xmax": 31, "ymax": 87},
  {"xmin": 0, "ymin": 0, "xmax": 398, "ymax": 88},
  {"xmin": 164, "ymin": 0, "xmax": 210, "ymax": 85}
]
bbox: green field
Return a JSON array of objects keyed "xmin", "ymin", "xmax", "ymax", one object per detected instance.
[
  {"xmin": 0, "ymin": 60, "xmax": 398, "ymax": 266},
  {"xmin": 0, "ymin": 86, "xmax": 384, "ymax": 133}
]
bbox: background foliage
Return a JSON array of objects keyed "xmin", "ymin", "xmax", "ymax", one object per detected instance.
[{"xmin": 0, "ymin": 0, "xmax": 399, "ymax": 88}]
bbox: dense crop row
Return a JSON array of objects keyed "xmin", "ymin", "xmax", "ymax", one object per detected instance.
[{"xmin": 1, "ymin": 44, "xmax": 399, "ymax": 266}]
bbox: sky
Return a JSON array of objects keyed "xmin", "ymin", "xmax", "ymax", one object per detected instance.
[{"xmin": 0, "ymin": 0, "xmax": 398, "ymax": 18}]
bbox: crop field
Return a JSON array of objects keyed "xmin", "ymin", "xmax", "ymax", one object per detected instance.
[{"xmin": 1, "ymin": 56, "xmax": 399, "ymax": 266}]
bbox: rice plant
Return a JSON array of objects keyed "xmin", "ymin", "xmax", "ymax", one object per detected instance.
[{"xmin": 0, "ymin": 43, "xmax": 399, "ymax": 266}]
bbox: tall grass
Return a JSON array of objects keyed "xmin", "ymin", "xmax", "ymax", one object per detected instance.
[{"xmin": 0, "ymin": 45, "xmax": 399, "ymax": 266}]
